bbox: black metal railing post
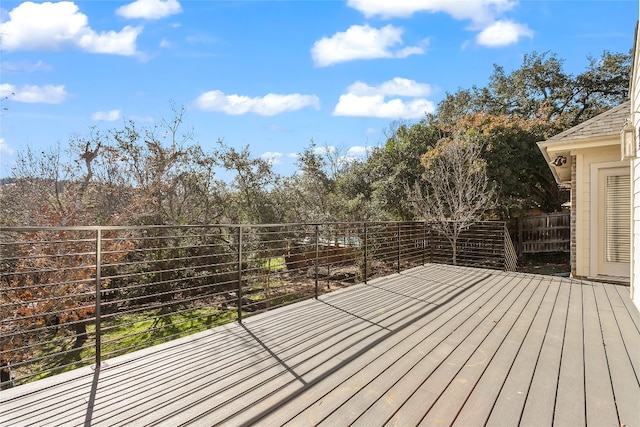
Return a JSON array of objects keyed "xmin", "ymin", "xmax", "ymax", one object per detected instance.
[
  {"xmin": 397, "ymin": 222, "xmax": 401, "ymax": 274},
  {"xmin": 422, "ymin": 222, "xmax": 426, "ymax": 266},
  {"xmin": 237, "ymin": 226, "xmax": 243, "ymax": 323},
  {"xmin": 95, "ymin": 228, "xmax": 102, "ymax": 369},
  {"xmin": 363, "ymin": 222, "xmax": 368, "ymax": 284},
  {"xmin": 314, "ymin": 224, "xmax": 319, "ymax": 299}
]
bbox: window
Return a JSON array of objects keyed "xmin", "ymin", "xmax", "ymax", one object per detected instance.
[{"xmin": 605, "ymin": 174, "xmax": 630, "ymax": 263}]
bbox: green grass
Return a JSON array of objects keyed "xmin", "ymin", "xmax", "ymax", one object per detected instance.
[
  {"xmin": 97, "ymin": 307, "xmax": 238, "ymax": 357},
  {"xmin": 23, "ymin": 306, "xmax": 239, "ymax": 383},
  {"xmin": 14, "ymin": 258, "xmax": 298, "ymax": 385},
  {"xmin": 260, "ymin": 256, "xmax": 285, "ymax": 272}
]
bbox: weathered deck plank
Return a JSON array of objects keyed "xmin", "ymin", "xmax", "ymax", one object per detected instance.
[
  {"xmin": 484, "ymin": 277, "xmax": 560, "ymax": 426},
  {"xmin": 594, "ymin": 281, "xmax": 640, "ymax": 427},
  {"xmin": 1, "ymin": 264, "xmax": 638, "ymax": 427},
  {"xmin": 605, "ymin": 283, "xmax": 640, "ymax": 377},
  {"xmin": 583, "ymin": 281, "xmax": 619, "ymax": 426},
  {"xmin": 518, "ymin": 276, "xmax": 571, "ymax": 426},
  {"xmin": 415, "ymin": 274, "xmax": 538, "ymax": 426},
  {"xmin": 553, "ymin": 278, "xmax": 586, "ymax": 426},
  {"xmin": 236, "ymin": 268, "xmax": 497, "ymax": 426},
  {"xmin": 314, "ymin": 273, "xmax": 518, "ymax": 426},
  {"xmin": 450, "ymin": 275, "xmax": 548, "ymax": 426}
]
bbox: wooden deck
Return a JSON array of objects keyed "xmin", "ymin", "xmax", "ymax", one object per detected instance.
[{"xmin": 1, "ymin": 264, "xmax": 639, "ymax": 426}]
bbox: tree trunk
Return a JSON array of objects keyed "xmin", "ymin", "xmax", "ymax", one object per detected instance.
[{"xmin": 452, "ymin": 237, "xmax": 457, "ymax": 266}]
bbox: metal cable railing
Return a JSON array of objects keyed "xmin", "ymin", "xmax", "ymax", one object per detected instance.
[{"xmin": 0, "ymin": 220, "xmax": 511, "ymax": 389}]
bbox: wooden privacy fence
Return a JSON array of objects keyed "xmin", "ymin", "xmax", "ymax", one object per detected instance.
[{"xmin": 514, "ymin": 212, "xmax": 571, "ymax": 255}]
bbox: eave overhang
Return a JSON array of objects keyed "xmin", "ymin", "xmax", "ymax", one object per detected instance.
[{"xmin": 537, "ymin": 134, "xmax": 620, "ymax": 184}]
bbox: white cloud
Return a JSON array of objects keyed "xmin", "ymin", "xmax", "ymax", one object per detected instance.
[
  {"xmin": 91, "ymin": 109, "xmax": 121, "ymax": 121},
  {"xmin": 0, "ymin": 1, "xmax": 141, "ymax": 56},
  {"xmin": 77, "ymin": 27, "xmax": 141, "ymax": 55},
  {"xmin": 1, "ymin": 60, "xmax": 52, "ymax": 73},
  {"xmin": 129, "ymin": 114, "xmax": 155, "ymax": 123},
  {"xmin": 260, "ymin": 151, "xmax": 283, "ymax": 165},
  {"xmin": 333, "ymin": 78, "xmax": 435, "ymax": 119},
  {"xmin": 347, "ymin": 0, "xmax": 532, "ymax": 48},
  {"xmin": 347, "ymin": 77, "xmax": 432, "ymax": 97},
  {"xmin": 116, "ymin": 0, "xmax": 182, "ymax": 20},
  {"xmin": 314, "ymin": 145, "xmax": 336, "ymax": 155},
  {"xmin": 311, "ymin": 24, "xmax": 424, "ymax": 67},
  {"xmin": 476, "ymin": 20, "xmax": 533, "ymax": 47},
  {"xmin": 0, "ymin": 83, "xmax": 67, "ymax": 104},
  {"xmin": 0, "ymin": 138, "xmax": 15, "ymax": 156},
  {"xmin": 333, "ymin": 146, "xmax": 374, "ymax": 165},
  {"xmin": 346, "ymin": 146, "xmax": 371, "ymax": 158},
  {"xmin": 159, "ymin": 38, "xmax": 172, "ymax": 48},
  {"xmin": 194, "ymin": 90, "xmax": 320, "ymax": 116},
  {"xmin": 347, "ymin": 0, "xmax": 516, "ymax": 26},
  {"xmin": 334, "ymin": 94, "xmax": 434, "ymax": 119},
  {"xmin": 396, "ymin": 45, "xmax": 427, "ymax": 58},
  {"xmin": 0, "ymin": 85, "xmax": 13, "ymax": 98}
]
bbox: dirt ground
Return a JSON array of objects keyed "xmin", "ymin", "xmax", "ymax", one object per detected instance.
[{"xmin": 517, "ymin": 252, "xmax": 571, "ymax": 276}]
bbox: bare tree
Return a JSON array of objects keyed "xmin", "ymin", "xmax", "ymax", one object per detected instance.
[{"xmin": 409, "ymin": 136, "xmax": 495, "ymax": 265}]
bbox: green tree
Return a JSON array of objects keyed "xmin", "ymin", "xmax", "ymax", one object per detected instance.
[
  {"xmin": 455, "ymin": 113, "xmax": 562, "ymax": 215},
  {"xmin": 215, "ymin": 140, "xmax": 282, "ymax": 224},
  {"xmin": 281, "ymin": 141, "xmax": 361, "ymax": 223},
  {"xmin": 409, "ymin": 136, "xmax": 495, "ymax": 265},
  {"xmin": 438, "ymin": 50, "xmax": 631, "ymax": 128},
  {"xmin": 363, "ymin": 120, "xmax": 442, "ymax": 220},
  {"xmin": 0, "ymin": 105, "xmax": 230, "ymax": 378}
]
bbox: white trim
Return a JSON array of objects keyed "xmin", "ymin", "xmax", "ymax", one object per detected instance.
[
  {"xmin": 590, "ymin": 161, "xmax": 631, "ymax": 278},
  {"xmin": 631, "ymin": 159, "xmax": 636, "ymax": 299}
]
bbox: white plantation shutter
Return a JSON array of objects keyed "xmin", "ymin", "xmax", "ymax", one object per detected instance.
[{"xmin": 605, "ymin": 174, "xmax": 630, "ymax": 263}]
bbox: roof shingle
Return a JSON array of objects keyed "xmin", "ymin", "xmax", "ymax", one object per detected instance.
[{"xmin": 548, "ymin": 101, "xmax": 630, "ymax": 142}]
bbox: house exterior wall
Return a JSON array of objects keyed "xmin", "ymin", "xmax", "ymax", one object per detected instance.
[
  {"xmin": 574, "ymin": 147, "xmax": 628, "ymax": 278},
  {"xmin": 632, "ymin": 24, "xmax": 640, "ymax": 309},
  {"xmin": 571, "ymin": 156, "xmax": 577, "ymax": 276}
]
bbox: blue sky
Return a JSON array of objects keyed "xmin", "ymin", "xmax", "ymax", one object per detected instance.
[{"xmin": 0, "ymin": 0, "xmax": 638, "ymax": 177}]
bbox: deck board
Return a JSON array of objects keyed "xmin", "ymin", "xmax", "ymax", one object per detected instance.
[
  {"xmin": 593, "ymin": 281, "xmax": 640, "ymax": 427},
  {"xmin": 519, "ymin": 276, "xmax": 570, "ymax": 427},
  {"xmin": 254, "ymin": 269, "xmax": 499, "ymax": 426},
  {"xmin": 451, "ymin": 275, "xmax": 548, "ymax": 426},
  {"xmin": 485, "ymin": 277, "xmax": 560, "ymax": 426},
  {"xmin": 582, "ymin": 281, "xmax": 619, "ymax": 426},
  {"xmin": 554, "ymin": 279, "xmax": 586, "ymax": 426},
  {"xmin": 605, "ymin": 283, "xmax": 640, "ymax": 378},
  {"xmin": 1, "ymin": 264, "xmax": 639, "ymax": 427},
  {"xmin": 317, "ymin": 273, "xmax": 519, "ymax": 426},
  {"xmin": 415, "ymin": 274, "xmax": 535, "ymax": 426}
]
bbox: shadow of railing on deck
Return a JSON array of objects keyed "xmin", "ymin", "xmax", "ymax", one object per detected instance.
[{"xmin": 1, "ymin": 221, "xmax": 510, "ymax": 391}]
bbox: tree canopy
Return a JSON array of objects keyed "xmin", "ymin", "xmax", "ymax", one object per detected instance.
[{"xmin": 0, "ymin": 49, "xmax": 631, "ymax": 227}]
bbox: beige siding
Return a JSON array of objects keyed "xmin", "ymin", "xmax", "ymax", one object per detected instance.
[
  {"xmin": 632, "ymin": 26, "xmax": 640, "ymax": 309},
  {"xmin": 576, "ymin": 149, "xmax": 627, "ymax": 277}
]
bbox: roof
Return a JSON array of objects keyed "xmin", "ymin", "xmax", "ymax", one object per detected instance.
[{"xmin": 547, "ymin": 100, "xmax": 630, "ymax": 142}]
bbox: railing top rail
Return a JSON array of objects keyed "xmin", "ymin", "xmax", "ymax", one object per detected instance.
[
  {"xmin": 1, "ymin": 218, "xmax": 512, "ymax": 390},
  {"xmin": 0, "ymin": 220, "xmax": 505, "ymax": 233}
]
